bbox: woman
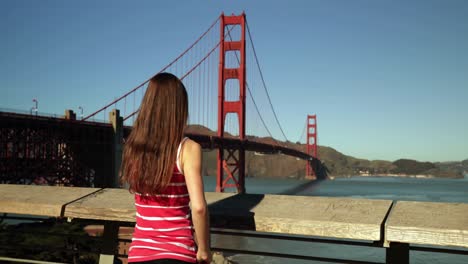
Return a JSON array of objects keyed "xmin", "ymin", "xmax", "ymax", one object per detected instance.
[{"xmin": 121, "ymin": 72, "xmax": 211, "ymax": 264}]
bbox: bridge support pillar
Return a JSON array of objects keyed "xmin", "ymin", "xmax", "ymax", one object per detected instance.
[
  {"xmin": 109, "ymin": 109, "xmax": 123, "ymax": 188},
  {"xmin": 216, "ymin": 13, "xmax": 246, "ymax": 193},
  {"xmin": 64, "ymin": 109, "xmax": 76, "ymax": 120}
]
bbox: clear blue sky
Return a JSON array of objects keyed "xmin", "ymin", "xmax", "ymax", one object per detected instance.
[{"xmin": 1, "ymin": 0, "xmax": 467, "ymax": 162}]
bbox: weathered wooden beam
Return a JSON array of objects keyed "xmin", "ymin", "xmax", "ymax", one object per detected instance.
[
  {"xmin": 64, "ymin": 189, "xmax": 392, "ymax": 241},
  {"xmin": 65, "ymin": 188, "xmax": 135, "ymax": 222},
  {"xmin": 385, "ymin": 201, "xmax": 468, "ymax": 248},
  {"xmin": 210, "ymin": 194, "xmax": 392, "ymax": 241},
  {"xmin": 3, "ymin": 184, "xmax": 468, "ymax": 263},
  {"xmin": 0, "ymin": 184, "xmax": 101, "ymax": 217}
]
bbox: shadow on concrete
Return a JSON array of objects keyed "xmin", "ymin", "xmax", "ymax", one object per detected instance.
[
  {"xmin": 206, "ymin": 160, "xmax": 330, "ymax": 228},
  {"xmin": 208, "ymin": 194, "xmax": 265, "ymax": 231}
]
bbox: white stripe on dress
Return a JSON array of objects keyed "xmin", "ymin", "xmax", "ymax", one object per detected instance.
[
  {"xmin": 128, "ymin": 252, "xmax": 196, "ymax": 261},
  {"xmin": 136, "ymin": 212, "xmax": 189, "ymax": 221},
  {"xmin": 135, "ymin": 224, "xmax": 193, "ymax": 232},
  {"xmin": 131, "ymin": 238, "xmax": 195, "ymax": 251},
  {"xmin": 135, "ymin": 203, "xmax": 189, "ymax": 209},
  {"xmin": 134, "ymin": 235, "xmax": 193, "ymax": 240},
  {"xmin": 135, "ymin": 193, "xmax": 189, "ymax": 198}
]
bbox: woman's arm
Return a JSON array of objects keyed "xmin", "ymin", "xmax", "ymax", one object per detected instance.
[{"xmin": 182, "ymin": 139, "xmax": 211, "ymax": 263}]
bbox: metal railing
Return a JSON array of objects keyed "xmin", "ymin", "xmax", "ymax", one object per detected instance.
[
  {"xmin": 0, "ymin": 108, "xmax": 108, "ymax": 123},
  {"xmin": 2, "ymin": 214, "xmax": 467, "ymax": 264}
]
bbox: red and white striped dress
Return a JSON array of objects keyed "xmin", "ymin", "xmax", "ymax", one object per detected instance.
[{"xmin": 128, "ymin": 138, "xmax": 196, "ymax": 263}]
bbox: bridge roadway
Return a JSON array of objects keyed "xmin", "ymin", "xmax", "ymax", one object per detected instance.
[
  {"xmin": 0, "ymin": 110, "xmax": 316, "ymax": 160},
  {"xmin": 0, "ymin": 184, "xmax": 467, "ymax": 264},
  {"xmin": 1, "ymin": 110, "xmax": 319, "ymax": 188}
]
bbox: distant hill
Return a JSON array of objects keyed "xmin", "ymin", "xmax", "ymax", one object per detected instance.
[
  {"xmin": 187, "ymin": 125, "xmax": 466, "ymax": 179},
  {"xmin": 431, "ymin": 160, "xmax": 468, "ymax": 178}
]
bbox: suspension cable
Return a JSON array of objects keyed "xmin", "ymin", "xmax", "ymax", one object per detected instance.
[
  {"xmin": 83, "ymin": 16, "xmax": 221, "ymax": 121},
  {"xmin": 245, "ymin": 19, "xmax": 289, "ymax": 142},
  {"xmin": 124, "ymin": 23, "xmax": 236, "ymax": 122},
  {"xmin": 297, "ymin": 117, "xmax": 307, "ymax": 144},
  {"xmin": 225, "ymin": 27, "xmax": 279, "ymax": 146}
]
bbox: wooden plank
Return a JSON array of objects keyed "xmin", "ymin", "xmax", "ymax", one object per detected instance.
[
  {"xmin": 0, "ymin": 184, "xmax": 101, "ymax": 217},
  {"xmin": 252, "ymin": 195, "xmax": 392, "ymax": 240},
  {"xmin": 205, "ymin": 192, "xmax": 237, "ymax": 203},
  {"xmin": 65, "ymin": 190, "xmax": 235, "ymax": 222},
  {"xmin": 202, "ymin": 194, "xmax": 391, "ymax": 241},
  {"xmin": 65, "ymin": 190, "xmax": 391, "ymax": 241},
  {"xmin": 385, "ymin": 201, "xmax": 468, "ymax": 248},
  {"xmin": 64, "ymin": 188, "xmax": 134, "ymax": 222}
]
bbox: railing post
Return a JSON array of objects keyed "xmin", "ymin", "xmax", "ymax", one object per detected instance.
[
  {"xmin": 99, "ymin": 221, "xmax": 120, "ymax": 264},
  {"xmin": 386, "ymin": 242, "xmax": 409, "ymax": 264},
  {"xmin": 109, "ymin": 109, "xmax": 123, "ymax": 188}
]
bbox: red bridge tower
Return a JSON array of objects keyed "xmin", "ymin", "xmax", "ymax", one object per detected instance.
[
  {"xmin": 306, "ymin": 115, "xmax": 318, "ymax": 177},
  {"xmin": 216, "ymin": 13, "xmax": 247, "ymax": 193}
]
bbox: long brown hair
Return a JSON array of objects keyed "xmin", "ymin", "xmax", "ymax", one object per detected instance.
[{"xmin": 121, "ymin": 72, "xmax": 188, "ymax": 195}]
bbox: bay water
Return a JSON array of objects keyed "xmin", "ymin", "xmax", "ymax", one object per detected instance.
[{"xmin": 204, "ymin": 175, "xmax": 468, "ymax": 264}]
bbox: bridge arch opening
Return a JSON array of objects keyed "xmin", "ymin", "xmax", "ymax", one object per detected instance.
[
  {"xmin": 225, "ymin": 50, "xmax": 241, "ymax": 69},
  {"xmin": 224, "ymin": 79, "xmax": 240, "ymax": 102}
]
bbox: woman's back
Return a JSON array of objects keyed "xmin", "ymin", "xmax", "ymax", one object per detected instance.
[
  {"xmin": 121, "ymin": 73, "xmax": 210, "ymax": 264},
  {"xmin": 128, "ymin": 138, "xmax": 196, "ymax": 263}
]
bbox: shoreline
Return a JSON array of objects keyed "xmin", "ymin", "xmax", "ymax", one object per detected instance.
[
  {"xmin": 207, "ymin": 174, "xmax": 467, "ymax": 181},
  {"xmin": 328, "ymin": 174, "xmax": 467, "ymax": 180}
]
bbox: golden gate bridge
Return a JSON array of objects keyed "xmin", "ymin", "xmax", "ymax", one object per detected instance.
[{"xmin": 0, "ymin": 13, "xmax": 320, "ymax": 193}]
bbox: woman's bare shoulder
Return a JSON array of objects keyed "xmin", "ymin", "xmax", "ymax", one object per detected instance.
[
  {"xmin": 184, "ymin": 139, "xmax": 201, "ymax": 152},
  {"xmin": 181, "ymin": 139, "xmax": 202, "ymax": 175},
  {"xmin": 182, "ymin": 138, "xmax": 201, "ymax": 157}
]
